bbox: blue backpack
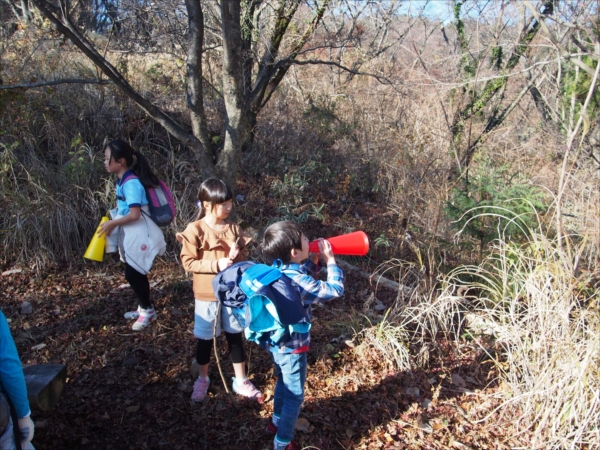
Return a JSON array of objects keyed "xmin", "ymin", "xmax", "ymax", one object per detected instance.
[{"xmin": 212, "ymin": 261, "xmax": 311, "ymax": 345}]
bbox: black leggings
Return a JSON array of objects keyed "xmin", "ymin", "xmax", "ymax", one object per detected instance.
[
  {"xmin": 124, "ymin": 263, "xmax": 152, "ymax": 310},
  {"xmin": 196, "ymin": 332, "xmax": 245, "ymax": 365}
]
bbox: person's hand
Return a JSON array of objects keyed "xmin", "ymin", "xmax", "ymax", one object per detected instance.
[
  {"xmin": 97, "ymin": 219, "xmax": 117, "ymax": 238},
  {"xmin": 318, "ymin": 238, "xmax": 335, "ymax": 265},
  {"xmin": 18, "ymin": 412, "xmax": 34, "ymax": 444},
  {"xmin": 217, "ymin": 257, "xmax": 233, "ymax": 271},
  {"xmin": 229, "ymin": 244, "xmax": 240, "ymax": 260},
  {"xmin": 309, "ymin": 240, "xmax": 321, "ymax": 264}
]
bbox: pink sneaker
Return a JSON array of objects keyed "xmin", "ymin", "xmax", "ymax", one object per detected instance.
[
  {"xmin": 232, "ymin": 377, "xmax": 262, "ymax": 399},
  {"xmin": 191, "ymin": 377, "xmax": 210, "ymax": 402},
  {"xmin": 132, "ymin": 308, "xmax": 156, "ymax": 330},
  {"xmin": 124, "ymin": 306, "xmax": 141, "ymax": 320}
]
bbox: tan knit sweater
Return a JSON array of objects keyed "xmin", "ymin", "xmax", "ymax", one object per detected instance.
[{"xmin": 176, "ymin": 219, "xmax": 250, "ymax": 301}]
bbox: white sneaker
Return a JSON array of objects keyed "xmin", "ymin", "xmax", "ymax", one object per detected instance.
[
  {"xmin": 132, "ymin": 308, "xmax": 156, "ymax": 330},
  {"xmin": 124, "ymin": 306, "xmax": 141, "ymax": 320}
]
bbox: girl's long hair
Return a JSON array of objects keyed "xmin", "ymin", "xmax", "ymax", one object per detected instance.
[
  {"xmin": 196, "ymin": 178, "xmax": 233, "ymax": 220},
  {"xmin": 106, "ymin": 139, "xmax": 159, "ymax": 188}
]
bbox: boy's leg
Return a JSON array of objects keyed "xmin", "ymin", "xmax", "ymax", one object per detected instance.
[
  {"xmin": 270, "ymin": 352, "xmax": 307, "ymax": 444},
  {"xmin": 271, "ymin": 356, "xmax": 285, "ymax": 419}
]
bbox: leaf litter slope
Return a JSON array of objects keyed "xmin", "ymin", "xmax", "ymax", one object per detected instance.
[{"xmin": 0, "ymin": 259, "xmax": 532, "ymax": 450}]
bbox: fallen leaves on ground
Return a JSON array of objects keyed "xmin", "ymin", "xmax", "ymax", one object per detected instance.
[{"xmin": 0, "ymin": 260, "xmax": 529, "ymax": 449}]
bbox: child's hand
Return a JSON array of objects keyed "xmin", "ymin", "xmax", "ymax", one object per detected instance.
[
  {"xmin": 217, "ymin": 257, "xmax": 233, "ymax": 271},
  {"xmin": 318, "ymin": 239, "xmax": 335, "ymax": 265},
  {"xmin": 229, "ymin": 244, "xmax": 240, "ymax": 260},
  {"xmin": 97, "ymin": 220, "xmax": 116, "ymax": 238}
]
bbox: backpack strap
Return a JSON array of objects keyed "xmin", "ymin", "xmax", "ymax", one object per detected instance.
[
  {"xmin": 240, "ymin": 264, "xmax": 282, "ymax": 297},
  {"xmin": 120, "ymin": 172, "xmax": 139, "ymax": 185}
]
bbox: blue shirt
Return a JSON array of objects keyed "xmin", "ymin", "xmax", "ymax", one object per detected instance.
[
  {"xmin": 262, "ymin": 260, "xmax": 344, "ymax": 354},
  {"xmin": 116, "ymin": 170, "xmax": 148, "ymax": 216},
  {"xmin": 0, "ymin": 311, "xmax": 30, "ymax": 418}
]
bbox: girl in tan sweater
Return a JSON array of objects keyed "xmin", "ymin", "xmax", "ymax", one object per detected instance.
[{"xmin": 177, "ymin": 178, "xmax": 262, "ymax": 402}]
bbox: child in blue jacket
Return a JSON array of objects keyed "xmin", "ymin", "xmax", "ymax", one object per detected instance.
[
  {"xmin": 260, "ymin": 221, "xmax": 344, "ymax": 450},
  {"xmin": 0, "ymin": 310, "xmax": 35, "ymax": 449}
]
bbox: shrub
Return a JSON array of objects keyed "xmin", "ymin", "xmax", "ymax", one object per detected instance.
[{"xmin": 445, "ymin": 157, "xmax": 549, "ymax": 253}]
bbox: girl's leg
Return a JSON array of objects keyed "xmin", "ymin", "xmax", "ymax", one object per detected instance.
[
  {"xmin": 195, "ymin": 338, "xmax": 212, "ymax": 378},
  {"xmin": 191, "ymin": 301, "xmax": 219, "ymax": 402},
  {"xmin": 124, "ymin": 263, "xmax": 152, "ymax": 310},
  {"xmin": 192, "ymin": 338, "xmax": 212, "ymax": 402},
  {"xmin": 271, "ymin": 352, "xmax": 307, "ymax": 445},
  {"xmin": 225, "ymin": 331, "xmax": 246, "ymax": 378},
  {"xmin": 226, "ymin": 331, "xmax": 262, "ymax": 398}
]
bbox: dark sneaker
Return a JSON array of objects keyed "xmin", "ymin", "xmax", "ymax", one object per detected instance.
[{"xmin": 265, "ymin": 420, "xmax": 278, "ymax": 436}]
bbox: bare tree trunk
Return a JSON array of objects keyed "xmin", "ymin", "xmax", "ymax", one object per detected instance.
[
  {"xmin": 219, "ymin": 0, "xmax": 247, "ymax": 186},
  {"xmin": 185, "ymin": 0, "xmax": 217, "ymax": 174}
]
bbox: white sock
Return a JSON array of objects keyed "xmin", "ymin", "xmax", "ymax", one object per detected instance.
[{"xmin": 234, "ymin": 377, "xmax": 247, "ymax": 386}]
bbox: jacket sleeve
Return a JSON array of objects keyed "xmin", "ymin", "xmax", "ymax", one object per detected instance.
[
  {"xmin": 290, "ymin": 264, "xmax": 344, "ymax": 305},
  {"xmin": 0, "ymin": 311, "xmax": 30, "ymax": 418},
  {"xmin": 176, "ymin": 224, "xmax": 219, "ymax": 274}
]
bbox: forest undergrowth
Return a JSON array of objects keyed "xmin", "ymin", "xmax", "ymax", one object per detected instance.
[{"xmin": 1, "ymin": 14, "xmax": 600, "ymax": 448}]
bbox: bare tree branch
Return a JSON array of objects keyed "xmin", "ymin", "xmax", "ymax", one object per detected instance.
[
  {"xmin": 523, "ymin": 0, "xmax": 597, "ymax": 76},
  {"xmin": 556, "ymin": 51, "xmax": 600, "ymax": 247},
  {"xmin": 29, "ymin": 0, "xmax": 216, "ymax": 177},
  {"xmin": 282, "ymin": 58, "xmax": 398, "ymax": 88},
  {"xmin": 253, "ymin": 0, "xmax": 330, "ymax": 110},
  {"xmin": 0, "ymin": 78, "xmax": 111, "ymax": 90},
  {"xmin": 463, "ymin": 70, "xmax": 544, "ymax": 166}
]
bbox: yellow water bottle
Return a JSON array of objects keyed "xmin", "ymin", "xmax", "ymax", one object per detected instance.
[{"xmin": 83, "ymin": 216, "xmax": 109, "ymax": 262}]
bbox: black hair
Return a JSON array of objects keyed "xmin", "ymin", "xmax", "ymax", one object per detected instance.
[
  {"xmin": 261, "ymin": 221, "xmax": 304, "ymax": 264},
  {"xmin": 196, "ymin": 178, "xmax": 233, "ymax": 220},
  {"xmin": 106, "ymin": 139, "xmax": 159, "ymax": 188}
]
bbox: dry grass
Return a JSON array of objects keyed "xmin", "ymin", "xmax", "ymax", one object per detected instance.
[
  {"xmin": 438, "ymin": 220, "xmax": 600, "ymax": 448},
  {"xmin": 354, "ymin": 204, "xmax": 599, "ymax": 447}
]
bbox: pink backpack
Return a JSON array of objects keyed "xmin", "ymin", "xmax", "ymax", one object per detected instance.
[{"xmin": 122, "ymin": 173, "xmax": 176, "ymax": 227}]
